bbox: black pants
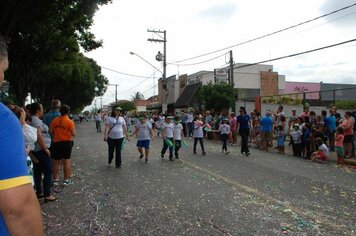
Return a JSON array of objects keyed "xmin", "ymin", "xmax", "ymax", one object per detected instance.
[
  {"xmin": 174, "ymin": 140, "xmax": 182, "ymax": 158},
  {"xmin": 181, "ymin": 123, "xmax": 187, "ymax": 137},
  {"xmin": 187, "ymin": 122, "xmax": 193, "ymax": 137},
  {"xmin": 95, "ymin": 120, "xmax": 101, "ymax": 132},
  {"xmin": 107, "ymin": 137, "xmax": 124, "ymax": 167},
  {"xmin": 239, "ymin": 128, "xmax": 250, "ymax": 154},
  {"xmin": 221, "ymin": 133, "xmax": 228, "ymax": 151},
  {"xmin": 194, "ymin": 137, "xmax": 205, "ymax": 153},
  {"xmin": 162, "ymin": 137, "xmax": 174, "ymax": 158},
  {"xmin": 292, "ymin": 143, "xmax": 302, "ymax": 156},
  {"xmin": 33, "ymin": 150, "xmax": 53, "ymax": 197}
]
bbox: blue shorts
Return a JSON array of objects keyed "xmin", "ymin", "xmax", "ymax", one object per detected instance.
[{"xmin": 137, "ymin": 140, "xmax": 150, "ymax": 149}]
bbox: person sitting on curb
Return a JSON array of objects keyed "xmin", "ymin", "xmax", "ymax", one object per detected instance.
[{"xmin": 311, "ymin": 137, "xmax": 329, "ymax": 163}]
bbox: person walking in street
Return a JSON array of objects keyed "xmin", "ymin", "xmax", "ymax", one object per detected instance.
[
  {"xmin": 30, "ymin": 102, "xmax": 57, "ymax": 202},
  {"xmin": 104, "ymin": 105, "xmax": 129, "ymax": 168},
  {"xmin": 94, "ymin": 110, "xmax": 102, "ymax": 132},
  {"xmin": 133, "ymin": 114, "xmax": 153, "ymax": 163},
  {"xmin": 173, "ymin": 115, "xmax": 184, "ymax": 159},
  {"xmin": 50, "ymin": 105, "xmax": 76, "ymax": 186},
  {"xmin": 230, "ymin": 112, "xmax": 238, "ymax": 146},
  {"xmin": 186, "ymin": 110, "xmax": 194, "ymax": 139},
  {"xmin": 161, "ymin": 115, "xmax": 175, "ymax": 161},
  {"xmin": 0, "ymin": 37, "xmax": 44, "ymax": 235},
  {"xmin": 193, "ymin": 115, "xmax": 206, "ymax": 155},
  {"xmin": 219, "ymin": 118, "xmax": 230, "ymax": 155},
  {"xmin": 237, "ymin": 107, "xmax": 251, "ymax": 156}
]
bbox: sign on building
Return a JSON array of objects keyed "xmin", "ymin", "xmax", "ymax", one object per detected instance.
[{"xmin": 214, "ymin": 69, "xmax": 228, "ymax": 83}]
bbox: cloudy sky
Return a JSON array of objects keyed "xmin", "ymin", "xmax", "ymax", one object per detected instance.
[{"xmin": 85, "ymin": 0, "xmax": 356, "ymax": 107}]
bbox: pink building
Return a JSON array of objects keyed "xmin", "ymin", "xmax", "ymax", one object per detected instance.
[{"xmin": 284, "ymin": 82, "xmax": 320, "ymax": 99}]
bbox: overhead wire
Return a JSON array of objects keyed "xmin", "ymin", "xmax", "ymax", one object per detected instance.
[
  {"xmin": 234, "ymin": 38, "xmax": 356, "ymax": 69},
  {"xmin": 172, "ymin": 2, "xmax": 356, "ymax": 64}
]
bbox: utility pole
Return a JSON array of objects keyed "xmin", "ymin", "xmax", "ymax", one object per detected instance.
[
  {"xmin": 147, "ymin": 29, "xmax": 167, "ymax": 113},
  {"xmin": 229, "ymin": 50, "xmax": 236, "ymax": 113},
  {"xmin": 108, "ymin": 84, "xmax": 119, "ymax": 103}
]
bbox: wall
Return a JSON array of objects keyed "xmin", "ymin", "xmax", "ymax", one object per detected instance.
[
  {"xmin": 284, "ymin": 82, "xmax": 320, "ymax": 99},
  {"xmin": 260, "ymin": 71, "xmax": 278, "ymax": 96}
]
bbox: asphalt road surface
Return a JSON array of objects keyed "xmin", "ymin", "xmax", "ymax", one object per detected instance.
[{"xmin": 41, "ymin": 122, "xmax": 356, "ymax": 236}]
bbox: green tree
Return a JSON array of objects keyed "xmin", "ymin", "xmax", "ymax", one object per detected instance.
[
  {"xmin": 131, "ymin": 92, "xmax": 144, "ymax": 101},
  {"xmin": 114, "ymin": 101, "xmax": 136, "ymax": 112},
  {"xmin": 0, "ymin": 0, "xmax": 111, "ymax": 108},
  {"xmin": 198, "ymin": 82, "xmax": 236, "ymax": 112}
]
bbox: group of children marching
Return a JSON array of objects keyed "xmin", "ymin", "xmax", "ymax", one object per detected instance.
[{"xmin": 132, "ymin": 114, "xmax": 208, "ymax": 162}]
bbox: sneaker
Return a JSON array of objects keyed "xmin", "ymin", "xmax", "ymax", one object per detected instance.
[
  {"xmin": 245, "ymin": 152, "xmax": 251, "ymax": 157},
  {"xmin": 161, "ymin": 153, "xmax": 164, "ymax": 159},
  {"xmin": 169, "ymin": 157, "xmax": 174, "ymax": 161},
  {"xmin": 145, "ymin": 158, "xmax": 148, "ymax": 163},
  {"xmin": 202, "ymin": 152, "xmax": 206, "ymax": 156},
  {"xmin": 175, "ymin": 155, "xmax": 179, "ymax": 159},
  {"xmin": 52, "ymin": 179, "xmax": 60, "ymax": 186},
  {"xmin": 225, "ymin": 151, "xmax": 230, "ymax": 155},
  {"xmin": 62, "ymin": 179, "xmax": 74, "ymax": 186},
  {"xmin": 240, "ymin": 153, "xmax": 245, "ymax": 157},
  {"xmin": 139, "ymin": 154, "xmax": 144, "ymax": 159}
]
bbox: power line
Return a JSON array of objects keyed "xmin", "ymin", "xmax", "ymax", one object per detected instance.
[
  {"xmin": 172, "ymin": 2, "xmax": 356, "ymax": 64},
  {"xmin": 234, "ymin": 38, "xmax": 356, "ymax": 69},
  {"xmin": 100, "ymin": 66, "xmax": 153, "ymax": 79},
  {"xmin": 168, "ymin": 52, "xmax": 228, "ymax": 66}
]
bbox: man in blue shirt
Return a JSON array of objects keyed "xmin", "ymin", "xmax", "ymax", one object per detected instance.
[
  {"xmin": 260, "ymin": 110, "xmax": 274, "ymax": 151},
  {"xmin": 43, "ymin": 99, "xmax": 61, "ymax": 127},
  {"xmin": 0, "ymin": 36, "xmax": 43, "ymax": 235},
  {"xmin": 237, "ymin": 107, "xmax": 251, "ymax": 156}
]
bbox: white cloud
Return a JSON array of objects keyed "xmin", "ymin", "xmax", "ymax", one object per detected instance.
[{"xmin": 84, "ymin": 0, "xmax": 356, "ymax": 108}]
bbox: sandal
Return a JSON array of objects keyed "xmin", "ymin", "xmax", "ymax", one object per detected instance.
[{"xmin": 44, "ymin": 196, "xmax": 57, "ymax": 203}]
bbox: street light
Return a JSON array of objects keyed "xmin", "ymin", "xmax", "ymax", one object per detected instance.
[{"xmin": 129, "ymin": 52, "xmax": 163, "ymax": 74}]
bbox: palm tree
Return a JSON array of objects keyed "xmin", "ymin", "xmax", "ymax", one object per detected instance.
[{"xmin": 131, "ymin": 91, "xmax": 144, "ymax": 101}]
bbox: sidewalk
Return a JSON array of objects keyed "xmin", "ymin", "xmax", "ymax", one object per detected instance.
[{"xmin": 207, "ymin": 135, "xmax": 356, "ymax": 167}]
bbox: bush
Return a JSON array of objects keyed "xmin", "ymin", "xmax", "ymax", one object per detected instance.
[{"xmin": 335, "ymin": 100, "xmax": 356, "ymax": 110}]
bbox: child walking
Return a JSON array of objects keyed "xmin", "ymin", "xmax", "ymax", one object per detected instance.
[
  {"xmin": 334, "ymin": 126, "xmax": 345, "ymax": 166},
  {"xmin": 219, "ymin": 118, "xmax": 230, "ymax": 155},
  {"xmin": 276, "ymin": 125, "xmax": 285, "ymax": 154},
  {"xmin": 161, "ymin": 115, "xmax": 175, "ymax": 161},
  {"xmin": 133, "ymin": 115, "xmax": 154, "ymax": 163},
  {"xmin": 193, "ymin": 115, "xmax": 206, "ymax": 155},
  {"xmin": 173, "ymin": 116, "xmax": 184, "ymax": 159}
]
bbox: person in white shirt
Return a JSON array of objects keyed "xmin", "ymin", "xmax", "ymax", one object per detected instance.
[
  {"xmin": 104, "ymin": 106, "xmax": 129, "ymax": 168},
  {"xmin": 94, "ymin": 110, "xmax": 102, "ymax": 132},
  {"xmin": 161, "ymin": 115, "xmax": 174, "ymax": 161},
  {"xmin": 311, "ymin": 137, "xmax": 329, "ymax": 163},
  {"xmin": 219, "ymin": 118, "xmax": 231, "ymax": 155},
  {"xmin": 193, "ymin": 115, "xmax": 206, "ymax": 155},
  {"xmin": 173, "ymin": 116, "xmax": 184, "ymax": 159},
  {"xmin": 133, "ymin": 115, "xmax": 153, "ymax": 163}
]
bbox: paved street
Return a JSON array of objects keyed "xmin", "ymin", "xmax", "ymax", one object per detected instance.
[{"xmin": 41, "ymin": 122, "xmax": 356, "ymax": 235}]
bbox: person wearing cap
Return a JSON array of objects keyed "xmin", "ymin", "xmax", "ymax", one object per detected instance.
[
  {"xmin": 104, "ymin": 105, "xmax": 129, "ymax": 168},
  {"xmin": 193, "ymin": 115, "xmax": 207, "ymax": 155},
  {"xmin": 173, "ymin": 115, "xmax": 184, "ymax": 159},
  {"xmin": 133, "ymin": 114, "xmax": 153, "ymax": 163},
  {"xmin": 161, "ymin": 115, "xmax": 175, "ymax": 161},
  {"xmin": 219, "ymin": 118, "xmax": 231, "ymax": 155}
]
